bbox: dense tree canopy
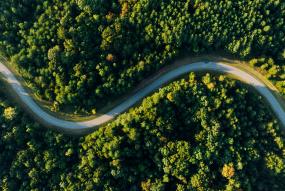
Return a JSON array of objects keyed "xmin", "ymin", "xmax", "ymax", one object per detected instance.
[
  {"xmin": 0, "ymin": 0, "xmax": 284, "ymax": 113},
  {"xmin": 1, "ymin": 74, "xmax": 284, "ymax": 190},
  {"xmin": 1, "ymin": 0, "xmax": 285, "ymax": 190}
]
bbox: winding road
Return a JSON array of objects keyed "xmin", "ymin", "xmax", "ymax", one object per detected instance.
[{"xmin": 0, "ymin": 60, "xmax": 284, "ymax": 131}]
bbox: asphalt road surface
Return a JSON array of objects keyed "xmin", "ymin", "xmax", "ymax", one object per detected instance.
[{"xmin": 1, "ymin": 61, "xmax": 284, "ymax": 130}]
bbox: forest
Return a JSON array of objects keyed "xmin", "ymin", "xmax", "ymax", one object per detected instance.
[
  {"xmin": 1, "ymin": 74, "xmax": 285, "ymax": 190},
  {"xmin": 0, "ymin": 0, "xmax": 284, "ymax": 113},
  {"xmin": 1, "ymin": 0, "xmax": 285, "ymax": 190}
]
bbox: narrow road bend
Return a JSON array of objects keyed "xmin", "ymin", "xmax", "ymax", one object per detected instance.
[{"xmin": 0, "ymin": 61, "xmax": 284, "ymax": 130}]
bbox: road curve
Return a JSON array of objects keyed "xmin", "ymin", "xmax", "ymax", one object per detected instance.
[{"xmin": 0, "ymin": 61, "xmax": 284, "ymax": 130}]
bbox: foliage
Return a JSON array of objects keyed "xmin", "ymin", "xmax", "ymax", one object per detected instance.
[
  {"xmin": 1, "ymin": 74, "xmax": 284, "ymax": 190},
  {"xmin": 0, "ymin": 0, "xmax": 284, "ymax": 113}
]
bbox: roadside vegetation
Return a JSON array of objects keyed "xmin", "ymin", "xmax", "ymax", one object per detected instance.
[
  {"xmin": 1, "ymin": 74, "xmax": 284, "ymax": 190},
  {"xmin": 0, "ymin": 0, "xmax": 284, "ymax": 113}
]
